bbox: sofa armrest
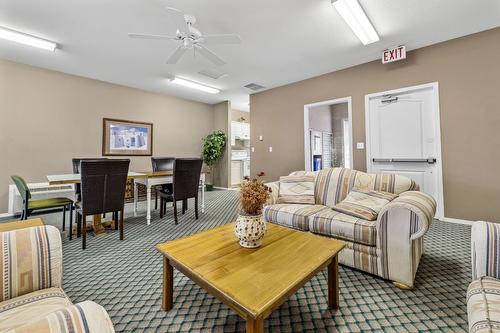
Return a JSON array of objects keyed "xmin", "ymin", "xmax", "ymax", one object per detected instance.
[
  {"xmin": 378, "ymin": 191, "xmax": 437, "ymax": 240},
  {"xmin": 4, "ymin": 301, "xmax": 115, "ymax": 333},
  {"xmin": 265, "ymin": 181, "xmax": 280, "ymax": 205},
  {"xmin": 471, "ymin": 221, "xmax": 500, "ymax": 280},
  {"xmin": 0, "ymin": 226, "xmax": 62, "ymax": 302}
]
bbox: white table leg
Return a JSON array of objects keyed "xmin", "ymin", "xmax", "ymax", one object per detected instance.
[
  {"xmin": 146, "ymin": 182, "xmax": 152, "ymax": 225},
  {"xmin": 201, "ymin": 179, "xmax": 205, "ymax": 213},
  {"xmin": 133, "ymin": 180, "xmax": 138, "ymax": 217}
]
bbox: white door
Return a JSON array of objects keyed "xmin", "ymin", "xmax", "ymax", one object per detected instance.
[{"xmin": 365, "ymin": 83, "xmax": 443, "ymax": 218}]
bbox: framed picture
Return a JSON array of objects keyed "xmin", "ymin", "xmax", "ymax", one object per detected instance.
[{"xmin": 102, "ymin": 118, "xmax": 153, "ymax": 156}]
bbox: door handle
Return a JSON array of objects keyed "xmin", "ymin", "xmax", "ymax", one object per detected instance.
[{"xmin": 372, "ymin": 158, "xmax": 436, "ymax": 164}]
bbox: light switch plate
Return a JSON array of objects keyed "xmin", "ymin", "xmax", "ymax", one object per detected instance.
[
  {"xmin": 269, "ymin": 146, "xmax": 273, "ymax": 152},
  {"xmin": 259, "ymin": 135, "xmax": 263, "ymax": 141},
  {"xmin": 251, "ymin": 147, "xmax": 255, "ymax": 152},
  {"xmin": 356, "ymin": 142, "xmax": 365, "ymax": 149}
]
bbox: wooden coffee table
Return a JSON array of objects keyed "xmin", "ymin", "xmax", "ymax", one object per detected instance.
[{"xmin": 156, "ymin": 223, "xmax": 345, "ymax": 333}]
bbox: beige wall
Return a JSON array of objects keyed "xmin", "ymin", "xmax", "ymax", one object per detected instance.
[
  {"xmin": 309, "ymin": 105, "xmax": 333, "ymax": 133},
  {"xmin": 213, "ymin": 101, "xmax": 231, "ymax": 188},
  {"xmin": 0, "ymin": 59, "xmax": 215, "ymax": 213},
  {"xmin": 250, "ymin": 27, "xmax": 500, "ymax": 221},
  {"xmin": 231, "ymin": 109, "xmax": 249, "ymax": 123}
]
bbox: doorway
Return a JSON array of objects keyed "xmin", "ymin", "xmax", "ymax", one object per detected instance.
[
  {"xmin": 304, "ymin": 97, "xmax": 353, "ymax": 171},
  {"xmin": 365, "ymin": 82, "xmax": 444, "ymax": 219}
]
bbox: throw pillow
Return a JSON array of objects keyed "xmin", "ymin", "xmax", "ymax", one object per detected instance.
[
  {"xmin": 277, "ymin": 175, "xmax": 315, "ymax": 204},
  {"xmin": 333, "ymin": 189, "xmax": 398, "ymax": 221}
]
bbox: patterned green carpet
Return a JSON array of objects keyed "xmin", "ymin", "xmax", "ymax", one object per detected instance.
[{"xmin": 54, "ymin": 190, "xmax": 470, "ymax": 332}]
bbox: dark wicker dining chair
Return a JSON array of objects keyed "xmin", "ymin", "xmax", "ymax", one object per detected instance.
[
  {"xmin": 75, "ymin": 159, "xmax": 130, "ymax": 249},
  {"xmin": 158, "ymin": 158, "xmax": 202, "ymax": 224},
  {"xmin": 72, "ymin": 158, "xmax": 108, "ymax": 202},
  {"xmin": 151, "ymin": 157, "xmax": 175, "ymax": 210}
]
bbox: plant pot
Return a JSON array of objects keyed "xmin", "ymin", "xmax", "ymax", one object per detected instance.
[
  {"xmin": 234, "ymin": 213, "xmax": 266, "ymax": 248},
  {"xmin": 205, "ymin": 184, "xmax": 214, "ymax": 191}
]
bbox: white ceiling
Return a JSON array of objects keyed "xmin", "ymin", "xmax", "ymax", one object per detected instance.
[{"xmin": 0, "ymin": 0, "xmax": 499, "ymax": 111}]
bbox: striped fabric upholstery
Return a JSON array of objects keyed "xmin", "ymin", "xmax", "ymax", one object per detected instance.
[
  {"xmin": 0, "ymin": 226, "xmax": 62, "ymax": 302},
  {"xmin": 467, "ymin": 277, "xmax": 500, "ymax": 333},
  {"xmin": 277, "ymin": 175, "xmax": 315, "ymax": 204},
  {"xmin": 314, "ymin": 168, "xmax": 418, "ymax": 208},
  {"xmin": 333, "ymin": 189, "xmax": 398, "ymax": 221},
  {"xmin": 471, "ymin": 221, "xmax": 500, "ymax": 280},
  {"xmin": 376, "ymin": 191, "xmax": 436, "ymax": 285},
  {"xmin": 265, "ymin": 181, "xmax": 280, "ymax": 205},
  {"xmin": 309, "ymin": 210, "xmax": 377, "ymax": 246},
  {"xmin": 263, "ymin": 204, "xmax": 329, "ymax": 231},
  {"xmin": 338, "ymin": 240, "xmax": 381, "ymax": 277},
  {"xmin": 0, "ymin": 288, "xmax": 71, "ymax": 332},
  {"xmin": 315, "ymin": 168, "xmax": 359, "ymax": 207},
  {"xmin": 4, "ymin": 301, "xmax": 115, "ymax": 333}
]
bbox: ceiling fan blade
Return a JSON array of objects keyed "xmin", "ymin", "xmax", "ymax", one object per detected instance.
[
  {"xmin": 201, "ymin": 34, "xmax": 241, "ymax": 45},
  {"xmin": 165, "ymin": 7, "xmax": 189, "ymax": 28},
  {"xmin": 166, "ymin": 46, "xmax": 187, "ymax": 64},
  {"xmin": 128, "ymin": 33, "xmax": 176, "ymax": 40},
  {"xmin": 196, "ymin": 45, "xmax": 226, "ymax": 66}
]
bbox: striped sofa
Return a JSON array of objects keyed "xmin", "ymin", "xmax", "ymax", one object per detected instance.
[
  {"xmin": 468, "ymin": 221, "xmax": 500, "ymax": 333},
  {"xmin": 0, "ymin": 226, "xmax": 115, "ymax": 333},
  {"xmin": 264, "ymin": 167, "xmax": 436, "ymax": 289}
]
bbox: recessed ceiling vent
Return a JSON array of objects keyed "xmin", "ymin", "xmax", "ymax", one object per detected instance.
[
  {"xmin": 198, "ymin": 69, "xmax": 227, "ymax": 80},
  {"xmin": 244, "ymin": 83, "xmax": 265, "ymax": 91}
]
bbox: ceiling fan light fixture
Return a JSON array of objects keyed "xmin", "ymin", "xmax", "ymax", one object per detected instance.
[
  {"xmin": 169, "ymin": 77, "xmax": 220, "ymax": 94},
  {"xmin": 332, "ymin": 0, "xmax": 379, "ymax": 45},
  {"xmin": 0, "ymin": 26, "xmax": 57, "ymax": 51}
]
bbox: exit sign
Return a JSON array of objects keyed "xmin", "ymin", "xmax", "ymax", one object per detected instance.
[{"xmin": 382, "ymin": 45, "xmax": 406, "ymax": 64}]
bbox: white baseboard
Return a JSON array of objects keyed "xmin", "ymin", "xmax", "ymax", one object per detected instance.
[
  {"xmin": 213, "ymin": 186, "xmax": 231, "ymax": 190},
  {"xmin": 441, "ymin": 217, "xmax": 475, "ymax": 225},
  {"xmin": 0, "ymin": 213, "xmax": 14, "ymax": 219}
]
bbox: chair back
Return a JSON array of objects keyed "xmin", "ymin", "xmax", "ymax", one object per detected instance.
[
  {"xmin": 151, "ymin": 157, "xmax": 175, "ymax": 172},
  {"xmin": 80, "ymin": 159, "xmax": 130, "ymax": 215},
  {"xmin": 11, "ymin": 175, "xmax": 31, "ymax": 201},
  {"xmin": 173, "ymin": 158, "xmax": 203, "ymax": 200},
  {"xmin": 72, "ymin": 158, "xmax": 108, "ymax": 201}
]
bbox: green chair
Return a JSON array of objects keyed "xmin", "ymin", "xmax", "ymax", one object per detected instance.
[{"xmin": 11, "ymin": 175, "xmax": 73, "ymax": 231}]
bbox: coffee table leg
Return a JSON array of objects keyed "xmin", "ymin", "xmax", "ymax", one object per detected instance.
[
  {"xmin": 162, "ymin": 257, "xmax": 173, "ymax": 311},
  {"xmin": 246, "ymin": 317, "xmax": 264, "ymax": 333},
  {"xmin": 328, "ymin": 255, "xmax": 339, "ymax": 309}
]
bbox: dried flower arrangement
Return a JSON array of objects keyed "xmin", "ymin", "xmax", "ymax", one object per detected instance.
[{"xmin": 239, "ymin": 172, "xmax": 272, "ymax": 216}]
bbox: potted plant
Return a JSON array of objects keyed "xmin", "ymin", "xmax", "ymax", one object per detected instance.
[
  {"xmin": 201, "ymin": 130, "xmax": 227, "ymax": 191},
  {"xmin": 234, "ymin": 172, "xmax": 271, "ymax": 248}
]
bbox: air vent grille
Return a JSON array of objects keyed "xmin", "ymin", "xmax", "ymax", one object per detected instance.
[{"xmin": 244, "ymin": 83, "xmax": 265, "ymax": 91}]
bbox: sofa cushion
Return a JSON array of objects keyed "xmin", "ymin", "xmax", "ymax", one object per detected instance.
[
  {"xmin": 333, "ymin": 189, "xmax": 398, "ymax": 221},
  {"xmin": 314, "ymin": 167, "xmax": 418, "ymax": 208},
  {"xmin": 263, "ymin": 204, "xmax": 329, "ymax": 231},
  {"xmin": 467, "ymin": 277, "xmax": 500, "ymax": 333},
  {"xmin": 277, "ymin": 175, "xmax": 315, "ymax": 204},
  {"xmin": 0, "ymin": 287, "xmax": 72, "ymax": 332},
  {"xmin": 0, "ymin": 226, "xmax": 63, "ymax": 302},
  {"xmin": 309, "ymin": 209, "xmax": 377, "ymax": 246},
  {"xmin": 4, "ymin": 301, "xmax": 115, "ymax": 333}
]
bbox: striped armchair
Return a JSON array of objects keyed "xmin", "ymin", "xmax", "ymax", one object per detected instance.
[
  {"xmin": 467, "ymin": 221, "xmax": 500, "ymax": 333},
  {"xmin": 0, "ymin": 226, "xmax": 114, "ymax": 333},
  {"xmin": 264, "ymin": 167, "xmax": 436, "ymax": 289}
]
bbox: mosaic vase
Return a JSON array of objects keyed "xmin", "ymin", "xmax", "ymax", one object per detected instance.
[{"xmin": 234, "ymin": 213, "xmax": 266, "ymax": 248}]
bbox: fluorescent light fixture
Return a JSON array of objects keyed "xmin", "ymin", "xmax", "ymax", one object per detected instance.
[
  {"xmin": 332, "ymin": 0, "xmax": 379, "ymax": 45},
  {"xmin": 0, "ymin": 26, "xmax": 57, "ymax": 51},
  {"xmin": 169, "ymin": 77, "xmax": 220, "ymax": 94}
]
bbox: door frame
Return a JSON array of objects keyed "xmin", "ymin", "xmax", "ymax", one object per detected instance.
[
  {"xmin": 364, "ymin": 82, "xmax": 444, "ymax": 219},
  {"xmin": 304, "ymin": 96, "xmax": 353, "ymax": 171}
]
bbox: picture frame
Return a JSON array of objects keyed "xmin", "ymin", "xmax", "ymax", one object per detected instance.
[{"xmin": 102, "ymin": 118, "xmax": 153, "ymax": 156}]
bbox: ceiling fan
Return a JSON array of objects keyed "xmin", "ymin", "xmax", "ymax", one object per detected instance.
[{"xmin": 128, "ymin": 7, "xmax": 241, "ymax": 66}]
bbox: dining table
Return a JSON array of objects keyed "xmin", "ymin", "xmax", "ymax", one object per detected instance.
[
  {"xmin": 132, "ymin": 170, "xmax": 206, "ymax": 225},
  {"xmin": 46, "ymin": 171, "xmax": 206, "ymax": 231}
]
